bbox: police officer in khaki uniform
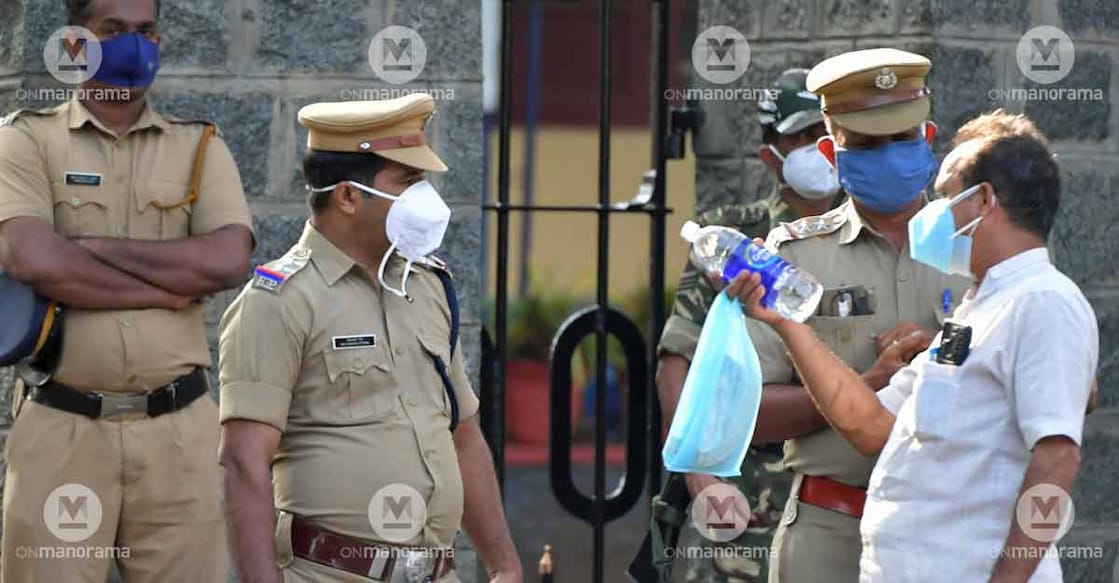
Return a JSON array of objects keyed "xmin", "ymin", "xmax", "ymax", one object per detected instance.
[
  {"xmin": 0, "ymin": 1, "xmax": 253, "ymax": 581},
  {"xmin": 218, "ymin": 94, "xmax": 522, "ymax": 583},
  {"xmin": 731, "ymin": 49, "xmax": 972, "ymax": 582},
  {"xmin": 656, "ymin": 69, "xmax": 843, "ymax": 583}
]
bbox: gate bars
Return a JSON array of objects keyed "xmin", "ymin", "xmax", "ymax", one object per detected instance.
[{"xmin": 483, "ymin": 1, "xmax": 673, "ymax": 582}]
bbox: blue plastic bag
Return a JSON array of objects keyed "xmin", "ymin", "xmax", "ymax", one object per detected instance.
[{"xmin": 662, "ymin": 292, "xmax": 763, "ymax": 477}]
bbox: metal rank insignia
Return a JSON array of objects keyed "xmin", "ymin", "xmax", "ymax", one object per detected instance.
[
  {"xmin": 875, "ymin": 67, "xmax": 898, "ymax": 90},
  {"xmin": 252, "ymin": 249, "xmax": 310, "ymax": 293}
]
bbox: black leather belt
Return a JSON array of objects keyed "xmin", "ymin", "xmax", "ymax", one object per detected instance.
[{"xmin": 28, "ymin": 368, "xmax": 208, "ymax": 419}]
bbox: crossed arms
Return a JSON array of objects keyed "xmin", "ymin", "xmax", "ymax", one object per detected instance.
[{"xmin": 0, "ymin": 216, "xmax": 251, "ymax": 310}]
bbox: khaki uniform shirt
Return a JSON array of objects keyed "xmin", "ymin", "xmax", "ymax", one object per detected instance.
[
  {"xmin": 748, "ymin": 199, "xmax": 971, "ymax": 486},
  {"xmin": 218, "ymin": 223, "xmax": 480, "ymax": 548},
  {"xmin": 0, "ymin": 98, "xmax": 252, "ymax": 392}
]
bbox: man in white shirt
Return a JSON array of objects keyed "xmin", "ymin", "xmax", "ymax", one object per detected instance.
[{"xmin": 722, "ymin": 110, "xmax": 1099, "ymax": 583}]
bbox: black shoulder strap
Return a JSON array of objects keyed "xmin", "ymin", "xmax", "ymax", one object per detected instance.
[{"xmin": 433, "ymin": 268, "xmax": 460, "ymax": 431}]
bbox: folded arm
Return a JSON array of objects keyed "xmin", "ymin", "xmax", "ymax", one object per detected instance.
[
  {"xmin": 78, "ymin": 224, "xmax": 252, "ymax": 297},
  {"xmin": 0, "ymin": 216, "xmax": 191, "ymax": 310}
]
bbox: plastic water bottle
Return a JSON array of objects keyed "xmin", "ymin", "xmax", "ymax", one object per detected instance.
[{"xmin": 681, "ymin": 220, "xmax": 823, "ymax": 322}]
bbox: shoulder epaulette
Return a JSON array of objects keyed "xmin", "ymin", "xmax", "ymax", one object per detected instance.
[
  {"xmin": 766, "ymin": 209, "xmax": 847, "ymax": 247},
  {"xmin": 252, "ymin": 248, "xmax": 311, "ymax": 293},
  {"xmin": 697, "ymin": 202, "xmax": 769, "ymax": 230},
  {"xmin": 418, "ymin": 255, "xmax": 452, "ymax": 277},
  {"xmin": 1, "ymin": 107, "xmax": 61, "ymax": 127},
  {"xmin": 165, "ymin": 117, "xmax": 222, "ymax": 136}
]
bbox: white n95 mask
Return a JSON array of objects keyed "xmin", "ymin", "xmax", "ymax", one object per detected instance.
[
  {"xmin": 768, "ymin": 143, "xmax": 841, "ymax": 200},
  {"xmin": 309, "ymin": 179, "xmax": 451, "ymax": 298}
]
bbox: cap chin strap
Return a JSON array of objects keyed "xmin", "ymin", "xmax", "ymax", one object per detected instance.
[{"xmin": 377, "ymin": 240, "xmax": 413, "ymax": 299}]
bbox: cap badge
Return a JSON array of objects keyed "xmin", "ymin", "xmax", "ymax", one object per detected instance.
[
  {"xmin": 359, "ymin": 141, "xmax": 372, "ymax": 151},
  {"xmin": 875, "ymin": 67, "xmax": 898, "ymax": 90}
]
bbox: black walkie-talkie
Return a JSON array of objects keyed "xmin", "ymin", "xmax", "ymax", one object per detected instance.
[{"xmin": 936, "ymin": 322, "xmax": 972, "ymax": 366}]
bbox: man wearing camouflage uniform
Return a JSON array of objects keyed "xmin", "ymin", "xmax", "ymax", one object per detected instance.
[{"xmin": 653, "ymin": 69, "xmax": 844, "ymax": 583}]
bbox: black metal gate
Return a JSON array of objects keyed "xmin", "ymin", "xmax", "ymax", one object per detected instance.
[{"xmin": 481, "ymin": 1, "xmax": 677, "ymax": 582}]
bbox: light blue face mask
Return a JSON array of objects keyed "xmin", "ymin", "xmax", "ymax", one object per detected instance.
[{"xmin": 908, "ymin": 183, "xmax": 985, "ymax": 277}]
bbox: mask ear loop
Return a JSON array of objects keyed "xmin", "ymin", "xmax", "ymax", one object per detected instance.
[
  {"xmin": 377, "ymin": 240, "xmax": 411, "ymax": 300},
  {"xmin": 948, "ymin": 184, "xmax": 988, "ymax": 238}
]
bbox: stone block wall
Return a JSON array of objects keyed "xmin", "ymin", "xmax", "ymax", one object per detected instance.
[
  {"xmin": 694, "ymin": 0, "xmax": 1118, "ymax": 579},
  {"xmin": 0, "ymin": 0, "xmax": 483, "ymax": 580}
]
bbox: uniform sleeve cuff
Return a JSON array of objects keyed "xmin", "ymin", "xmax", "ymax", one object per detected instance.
[
  {"xmin": 657, "ymin": 315, "xmax": 701, "ymax": 361},
  {"xmin": 219, "ymin": 381, "xmax": 292, "ymax": 432}
]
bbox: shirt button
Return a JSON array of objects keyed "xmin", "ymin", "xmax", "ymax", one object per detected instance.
[
  {"xmin": 407, "ymin": 398, "xmax": 417, "ymax": 407},
  {"xmin": 353, "ymin": 359, "xmax": 364, "ymax": 369},
  {"xmin": 71, "ymin": 197, "xmax": 81, "ymax": 206},
  {"xmin": 395, "ymin": 347, "xmax": 404, "ymax": 356},
  {"xmin": 898, "ymin": 274, "xmax": 910, "ymax": 283},
  {"xmin": 120, "ymin": 319, "xmax": 131, "ymax": 328}
]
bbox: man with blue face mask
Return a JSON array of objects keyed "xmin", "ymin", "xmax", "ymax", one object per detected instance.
[
  {"xmin": 718, "ymin": 48, "xmax": 973, "ymax": 583},
  {"xmin": 0, "ymin": 0, "xmax": 253, "ymax": 581},
  {"xmin": 726, "ymin": 110, "xmax": 1099, "ymax": 583},
  {"xmin": 218, "ymin": 94, "xmax": 521, "ymax": 583}
]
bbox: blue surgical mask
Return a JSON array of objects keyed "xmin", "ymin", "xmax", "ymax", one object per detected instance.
[
  {"xmin": 835, "ymin": 137, "xmax": 938, "ymax": 213},
  {"xmin": 92, "ymin": 33, "xmax": 160, "ymax": 88},
  {"xmin": 908, "ymin": 183, "xmax": 985, "ymax": 277}
]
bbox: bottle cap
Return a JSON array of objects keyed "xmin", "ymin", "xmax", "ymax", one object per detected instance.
[{"xmin": 680, "ymin": 220, "xmax": 700, "ymax": 242}]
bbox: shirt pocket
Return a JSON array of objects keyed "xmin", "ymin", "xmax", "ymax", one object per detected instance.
[
  {"xmin": 321, "ymin": 345, "xmax": 398, "ymax": 423},
  {"xmin": 809, "ymin": 315, "xmax": 878, "ymax": 371},
  {"xmin": 51, "ymin": 183, "xmax": 111, "ymax": 238},
  {"xmin": 417, "ymin": 332, "xmax": 454, "ymax": 419},
  {"xmin": 911, "ymin": 361, "xmax": 961, "ymax": 442},
  {"xmin": 133, "ymin": 180, "xmax": 192, "ymax": 240}
]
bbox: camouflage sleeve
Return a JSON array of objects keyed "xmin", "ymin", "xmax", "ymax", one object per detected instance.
[{"xmin": 657, "ymin": 257, "xmax": 717, "ymax": 361}]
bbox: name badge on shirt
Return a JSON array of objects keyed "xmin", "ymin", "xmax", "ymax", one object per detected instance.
[
  {"xmin": 332, "ymin": 334, "xmax": 377, "ymax": 350},
  {"xmin": 64, "ymin": 172, "xmax": 102, "ymax": 186}
]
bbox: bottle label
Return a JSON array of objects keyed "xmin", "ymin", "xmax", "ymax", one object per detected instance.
[
  {"xmin": 724, "ymin": 241, "xmax": 789, "ymax": 309},
  {"xmin": 745, "ymin": 245, "xmax": 780, "ymax": 271}
]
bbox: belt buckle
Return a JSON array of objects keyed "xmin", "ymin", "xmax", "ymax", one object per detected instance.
[
  {"xmin": 98, "ymin": 392, "xmax": 147, "ymax": 419},
  {"xmin": 397, "ymin": 548, "xmax": 435, "ymax": 583},
  {"xmin": 163, "ymin": 380, "xmax": 179, "ymax": 410}
]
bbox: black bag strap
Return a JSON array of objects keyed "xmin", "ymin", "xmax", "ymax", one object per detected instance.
[{"xmin": 433, "ymin": 268, "xmax": 460, "ymax": 432}]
